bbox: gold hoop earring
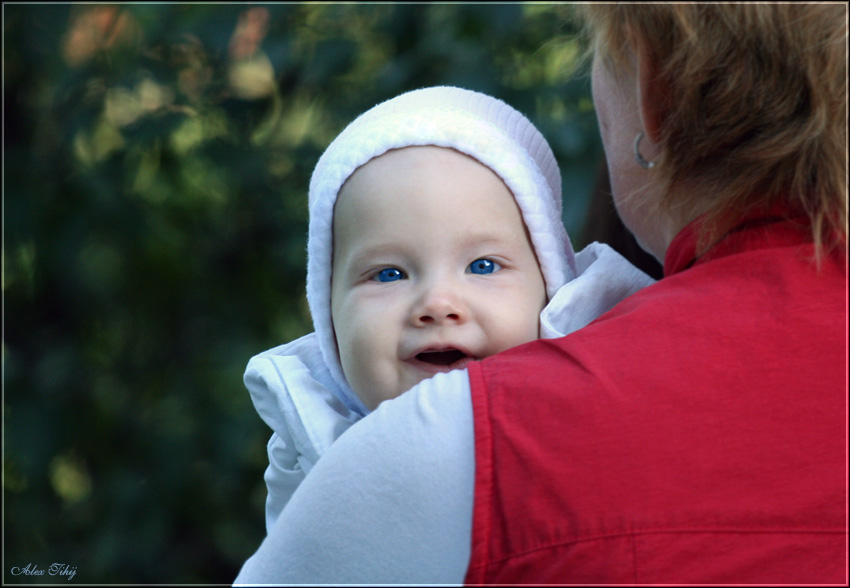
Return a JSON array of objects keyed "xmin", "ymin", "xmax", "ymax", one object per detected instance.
[{"xmin": 634, "ymin": 131, "xmax": 655, "ymax": 169}]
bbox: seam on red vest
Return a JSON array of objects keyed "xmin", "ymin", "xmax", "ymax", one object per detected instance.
[
  {"xmin": 465, "ymin": 362, "xmax": 494, "ymax": 585},
  {"xmin": 630, "ymin": 532, "xmax": 639, "ymax": 584},
  {"xmin": 470, "ymin": 527, "xmax": 847, "ymax": 570}
]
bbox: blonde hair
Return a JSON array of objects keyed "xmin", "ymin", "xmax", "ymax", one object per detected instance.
[{"xmin": 574, "ymin": 4, "xmax": 847, "ymax": 260}]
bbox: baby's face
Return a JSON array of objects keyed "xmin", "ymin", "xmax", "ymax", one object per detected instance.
[{"xmin": 331, "ymin": 146, "xmax": 547, "ymax": 410}]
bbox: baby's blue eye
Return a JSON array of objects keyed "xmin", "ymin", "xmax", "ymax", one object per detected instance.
[
  {"xmin": 375, "ymin": 268, "xmax": 406, "ymax": 282},
  {"xmin": 468, "ymin": 259, "xmax": 501, "ymax": 275}
]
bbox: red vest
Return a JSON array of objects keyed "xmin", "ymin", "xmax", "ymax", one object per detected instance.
[{"xmin": 465, "ymin": 214, "xmax": 847, "ymax": 584}]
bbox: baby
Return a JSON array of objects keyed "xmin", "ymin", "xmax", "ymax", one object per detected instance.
[{"xmin": 245, "ymin": 86, "xmax": 655, "ymax": 532}]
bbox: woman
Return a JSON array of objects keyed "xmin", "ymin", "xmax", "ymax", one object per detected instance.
[{"xmin": 235, "ymin": 4, "xmax": 846, "ymax": 584}]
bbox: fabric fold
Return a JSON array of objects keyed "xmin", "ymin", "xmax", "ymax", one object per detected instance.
[
  {"xmin": 244, "ymin": 333, "xmax": 362, "ymax": 531},
  {"xmin": 540, "ymin": 242, "xmax": 657, "ymax": 338}
]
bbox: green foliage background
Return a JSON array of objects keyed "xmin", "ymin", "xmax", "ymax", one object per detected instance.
[{"xmin": 4, "ymin": 4, "xmax": 605, "ymax": 583}]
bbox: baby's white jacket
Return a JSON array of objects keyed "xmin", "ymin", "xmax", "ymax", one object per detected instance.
[{"xmin": 245, "ymin": 242, "xmax": 655, "ymax": 532}]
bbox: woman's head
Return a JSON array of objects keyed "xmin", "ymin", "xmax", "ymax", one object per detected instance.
[{"xmin": 576, "ymin": 4, "xmax": 847, "ymax": 259}]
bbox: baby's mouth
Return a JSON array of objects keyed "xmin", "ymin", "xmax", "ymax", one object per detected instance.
[{"xmin": 415, "ymin": 349, "xmax": 469, "ymax": 366}]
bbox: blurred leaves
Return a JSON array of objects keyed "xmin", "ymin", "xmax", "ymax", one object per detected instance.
[{"xmin": 4, "ymin": 3, "xmax": 599, "ymax": 583}]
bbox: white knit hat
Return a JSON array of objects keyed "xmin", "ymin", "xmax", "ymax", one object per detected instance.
[{"xmin": 306, "ymin": 86, "xmax": 577, "ymax": 414}]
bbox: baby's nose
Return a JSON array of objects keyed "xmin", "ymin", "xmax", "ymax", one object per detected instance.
[{"xmin": 411, "ymin": 287, "xmax": 467, "ymax": 327}]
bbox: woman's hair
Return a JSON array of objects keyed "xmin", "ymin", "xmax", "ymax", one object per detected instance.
[{"xmin": 574, "ymin": 4, "xmax": 846, "ymax": 260}]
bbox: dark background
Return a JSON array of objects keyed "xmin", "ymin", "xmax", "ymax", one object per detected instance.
[{"xmin": 3, "ymin": 4, "xmax": 660, "ymax": 584}]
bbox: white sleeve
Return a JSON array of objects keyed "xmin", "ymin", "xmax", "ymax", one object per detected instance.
[{"xmin": 233, "ymin": 368, "xmax": 475, "ymax": 585}]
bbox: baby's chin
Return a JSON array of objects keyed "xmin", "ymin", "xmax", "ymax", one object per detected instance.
[{"xmin": 355, "ymin": 373, "xmax": 438, "ymax": 412}]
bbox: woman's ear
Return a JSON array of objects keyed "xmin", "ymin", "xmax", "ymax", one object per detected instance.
[{"xmin": 634, "ymin": 39, "xmax": 668, "ymax": 144}]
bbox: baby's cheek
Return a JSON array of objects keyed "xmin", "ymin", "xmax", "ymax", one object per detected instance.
[{"xmin": 505, "ymin": 311, "xmax": 544, "ymax": 352}]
